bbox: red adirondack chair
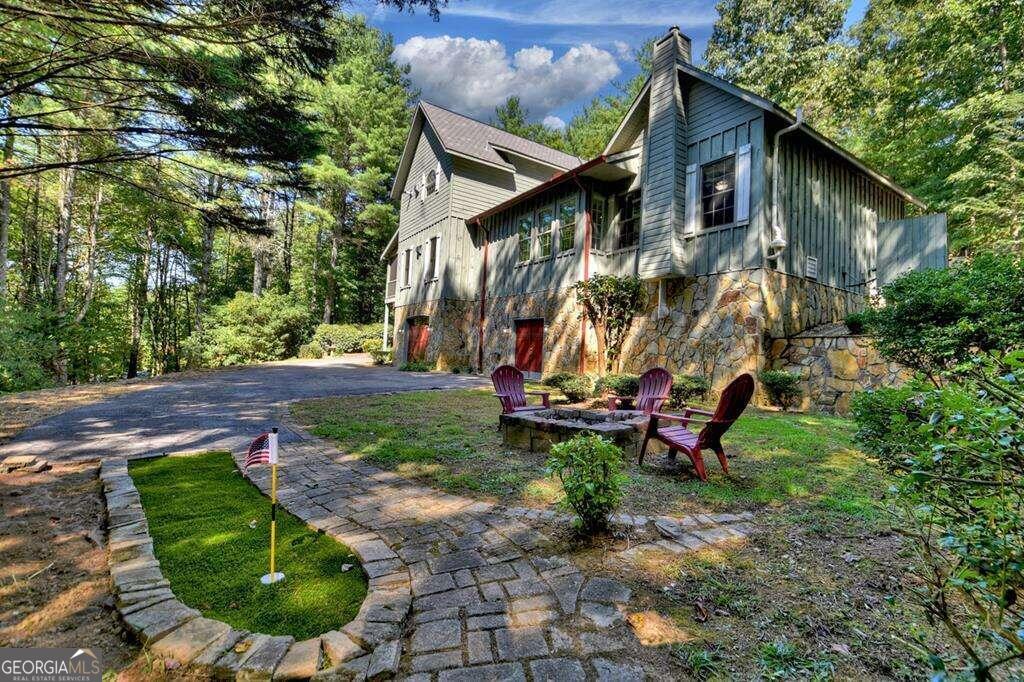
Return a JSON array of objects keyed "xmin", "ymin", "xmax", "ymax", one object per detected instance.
[
  {"xmin": 639, "ymin": 373, "xmax": 754, "ymax": 481},
  {"xmin": 491, "ymin": 365, "xmax": 550, "ymax": 414},
  {"xmin": 606, "ymin": 367, "xmax": 673, "ymax": 414}
]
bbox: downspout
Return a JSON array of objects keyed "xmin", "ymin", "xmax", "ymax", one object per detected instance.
[
  {"xmin": 769, "ymin": 106, "xmax": 804, "ymax": 261},
  {"xmin": 475, "ymin": 218, "xmax": 488, "ymax": 373},
  {"xmin": 572, "ymin": 176, "xmax": 590, "ymax": 374}
]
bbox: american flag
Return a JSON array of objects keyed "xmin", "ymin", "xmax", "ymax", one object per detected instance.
[{"xmin": 245, "ymin": 432, "xmax": 275, "ymax": 469}]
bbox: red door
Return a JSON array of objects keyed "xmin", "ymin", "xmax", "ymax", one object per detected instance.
[
  {"xmin": 515, "ymin": 319, "xmax": 544, "ymax": 376},
  {"xmin": 407, "ymin": 317, "xmax": 430, "ymax": 362}
]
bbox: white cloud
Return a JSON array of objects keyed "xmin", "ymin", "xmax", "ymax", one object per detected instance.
[
  {"xmin": 542, "ymin": 115, "xmax": 566, "ymax": 131},
  {"xmin": 445, "ymin": 0, "xmax": 717, "ymax": 28},
  {"xmin": 394, "ymin": 36, "xmax": 620, "ymax": 120},
  {"xmin": 613, "ymin": 40, "xmax": 632, "ymax": 61}
]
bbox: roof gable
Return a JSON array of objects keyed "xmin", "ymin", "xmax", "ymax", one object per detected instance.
[
  {"xmin": 390, "ymin": 101, "xmax": 581, "ymax": 202},
  {"xmin": 603, "ymin": 60, "xmax": 924, "ymax": 208}
]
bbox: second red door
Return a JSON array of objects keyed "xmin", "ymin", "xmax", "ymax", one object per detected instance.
[{"xmin": 514, "ymin": 318, "xmax": 544, "ymax": 376}]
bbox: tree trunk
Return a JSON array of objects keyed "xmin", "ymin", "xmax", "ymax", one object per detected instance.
[
  {"xmin": 322, "ymin": 233, "xmax": 339, "ymax": 324},
  {"xmin": 595, "ymin": 319, "xmax": 608, "ymax": 377},
  {"xmin": 74, "ymin": 186, "xmax": 102, "ymax": 323},
  {"xmin": 195, "ymin": 174, "xmax": 221, "ymax": 329},
  {"xmin": 281, "ymin": 195, "xmax": 294, "ymax": 293},
  {"xmin": 127, "ymin": 216, "xmax": 154, "ymax": 378},
  {"xmin": 19, "ymin": 137, "xmax": 42, "ymax": 305},
  {"xmin": 52, "ymin": 135, "xmax": 78, "ymax": 384},
  {"xmin": 0, "ymin": 127, "xmax": 12, "ymax": 298}
]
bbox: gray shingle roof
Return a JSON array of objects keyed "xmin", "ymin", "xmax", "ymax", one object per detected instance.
[{"xmin": 419, "ymin": 101, "xmax": 581, "ymax": 171}]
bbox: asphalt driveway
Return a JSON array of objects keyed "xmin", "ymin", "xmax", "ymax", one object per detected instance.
[{"xmin": 0, "ymin": 356, "xmax": 487, "ymax": 462}]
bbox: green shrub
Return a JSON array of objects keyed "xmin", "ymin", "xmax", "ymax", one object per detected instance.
[
  {"xmin": 852, "ymin": 366, "xmax": 1024, "ymax": 677},
  {"xmin": 758, "ymin": 369, "xmax": 803, "ymax": 411},
  {"xmin": 400, "ymin": 360, "xmax": 433, "ymax": 372},
  {"xmin": 545, "ymin": 434, "xmax": 628, "ymax": 533},
  {"xmin": 186, "ymin": 292, "xmax": 312, "ymax": 368},
  {"xmin": 844, "ymin": 310, "xmax": 868, "ymax": 334},
  {"xmin": 370, "ymin": 349, "xmax": 393, "ymax": 366},
  {"xmin": 559, "ymin": 374, "xmax": 594, "ymax": 403},
  {"xmin": 297, "ymin": 342, "xmax": 324, "ymax": 359},
  {"xmin": 862, "ymin": 253, "xmax": 1024, "ymax": 378},
  {"xmin": 670, "ymin": 374, "xmax": 710, "ymax": 407},
  {"xmin": 0, "ymin": 305, "xmax": 56, "ymax": 392},
  {"xmin": 543, "ymin": 371, "xmax": 579, "ymax": 391},
  {"xmin": 361, "ymin": 338, "xmax": 382, "ymax": 354},
  {"xmin": 311, "ymin": 323, "xmax": 384, "ymax": 356},
  {"xmin": 595, "ymin": 373, "xmax": 639, "ymax": 397}
]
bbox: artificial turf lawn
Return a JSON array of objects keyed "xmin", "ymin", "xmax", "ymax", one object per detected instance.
[{"xmin": 129, "ymin": 451, "xmax": 367, "ymax": 639}]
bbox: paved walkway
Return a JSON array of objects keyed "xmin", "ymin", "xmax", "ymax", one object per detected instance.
[
  {"xmin": 229, "ymin": 429, "xmax": 752, "ymax": 680},
  {"xmin": 0, "ymin": 356, "xmax": 486, "ymax": 462}
]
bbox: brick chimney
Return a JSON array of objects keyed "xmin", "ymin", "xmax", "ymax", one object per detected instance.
[{"xmin": 638, "ymin": 26, "xmax": 692, "ymax": 279}]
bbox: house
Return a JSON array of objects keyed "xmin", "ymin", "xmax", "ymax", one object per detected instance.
[{"xmin": 380, "ymin": 26, "xmax": 946, "ymax": 401}]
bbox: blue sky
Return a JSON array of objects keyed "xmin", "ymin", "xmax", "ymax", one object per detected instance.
[{"xmin": 357, "ymin": 0, "xmax": 870, "ymax": 129}]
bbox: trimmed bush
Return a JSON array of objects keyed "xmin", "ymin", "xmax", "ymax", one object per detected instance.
[
  {"xmin": 543, "ymin": 371, "xmax": 579, "ymax": 391},
  {"xmin": 595, "ymin": 373, "xmax": 639, "ymax": 397},
  {"xmin": 311, "ymin": 323, "xmax": 384, "ymax": 356},
  {"xmin": 559, "ymin": 374, "xmax": 594, "ymax": 403},
  {"xmin": 297, "ymin": 342, "xmax": 324, "ymax": 359},
  {"xmin": 759, "ymin": 369, "xmax": 803, "ymax": 411},
  {"xmin": 546, "ymin": 434, "xmax": 628, "ymax": 533},
  {"xmin": 670, "ymin": 374, "xmax": 711, "ymax": 407},
  {"xmin": 844, "ymin": 310, "xmax": 868, "ymax": 334},
  {"xmin": 361, "ymin": 338, "xmax": 393, "ymax": 365}
]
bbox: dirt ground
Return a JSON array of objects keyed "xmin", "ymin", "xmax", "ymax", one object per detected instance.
[{"xmin": 0, "ymin": 462, "xmax": 205, "ymax": 680}]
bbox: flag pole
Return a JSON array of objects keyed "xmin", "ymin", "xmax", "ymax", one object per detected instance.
[{"xmin": 261, "ymin": 427, "xmax": 285, "ymax": 585}]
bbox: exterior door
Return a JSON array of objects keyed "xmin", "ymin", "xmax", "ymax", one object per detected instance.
[
  {"xmin": 514, "ymin": 319, "xmax": 544, "ymax": 377},
  {"xmin": 407, "ymin": 317, "xmax": 430, "ymax": 363}
]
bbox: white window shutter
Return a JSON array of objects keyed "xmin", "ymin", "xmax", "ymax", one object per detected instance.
[
  {"xmin": 685, "ymin": 163, "xmax": 699, "ymax": 234},
  {"xmin": 424, "ymin": 238, "xmax": 433, "ymax": 281},
  {"xmin": 435, "ymin": 161, "xmax": 443, "ymax": 186},
  {"xmin": 419, "ymin": 172, "xmax": 427, "ymax": 200},
  {"xmin": 735, "ymin": 143, "xmax": 752, "ymax": 223}
]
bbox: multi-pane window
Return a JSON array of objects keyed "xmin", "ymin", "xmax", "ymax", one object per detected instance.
[
  {"xmin": 517, "ymin": 215, "xmax": 533, "ymax": 262},
  {"xmin": 426, "ymin": 169, "xmax": 438, "ymax": 195},
  {"xmin": 617, "ymin": 190, "xmax": 642, "ymax": 249},
  {"xmin": 537, "ymin": 207, "xmax": 554, "ymax": 258},
  {"xmin": 590, "ymin": 193, "xmax": 607, "ymax": 249},
  {"xmin": 425, "ymin": 236, "xmax": 438, "ymax": 281},
  {"xmin": 701, "ymin": 157, "xmax": 735, "ymax": 228},
  {"xmin": 558, "ymin": 201, "xmax": 576, "ymax": 252}
]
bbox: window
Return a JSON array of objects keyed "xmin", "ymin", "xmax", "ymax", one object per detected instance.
[
  {"xmin": 537, "ymin": 207, "xmax": 554, "ymax": 258},
  {"xmin": 402, "ymin": 249, "xmax": 411, "ymax": 287},
  {"xmin": 425, "ymin": 236, "xmax": 438, "ymax": 281},
  {"xmin": 590, "ymin": 193, "xmax": 607, "ymax": 249},
  {"xmin": 617, "ymin": 190, "xmax": 642, "ymax": 249},
  {"xmin": 701, "ymin": 156, "xmax": 735, "ymax": 228},
  {"xmin": 517, "ymin": 215, "xmax": 533, "ymax": 262},
  {"xmin": 426, "ymin": 169, "xmax": 438, "ymax": 195},
  {"xmin": 558, "ymin": 201, "xmax": 576, "ymax": 252}
]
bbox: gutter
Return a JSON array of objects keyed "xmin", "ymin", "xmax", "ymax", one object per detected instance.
[
  {"xmin": 467, "ymin": 155, "xmax": 607, "ymax": 224},
  {"xmin": 769, "ymin": 106, "xmax": 804, "ymax": 260}
]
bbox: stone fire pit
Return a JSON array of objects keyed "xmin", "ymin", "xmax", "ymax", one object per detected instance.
[{"xmin": 500, "ymin": 407, "xmax": 649, "ymax": 456}]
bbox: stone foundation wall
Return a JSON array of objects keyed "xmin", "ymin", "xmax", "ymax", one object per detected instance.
[
  {"xmin": 618, "ymin": 271, "xmax": 766, "ymax": 394},
  {"xmin": 392, "ymin": 298, "xmax": 476, "ymax": 370},
  {"xmin": 762, "ymin": 270, "xmax": 864, "ymax": 338},
  {"xmin": 768, "ymin": 333, "xmax": 909, "ymax": 414},
  {"xmin": 477, "ymin": 289, "xmax": 595, "ymax": 375}
]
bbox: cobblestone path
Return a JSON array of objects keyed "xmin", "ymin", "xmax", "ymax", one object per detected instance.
[{"xmin": 230, "ymin": 430, "xmax": 753, "ymax": 680}]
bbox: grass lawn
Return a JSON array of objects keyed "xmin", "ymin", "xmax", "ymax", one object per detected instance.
[
  {"xmin": 292, "ymin": 387, "xmax": 950, "ymax": 678},
  {"xmin": 290, "ymin": 387, "xmax": 883, "ymax": 521},
  {"xmin": 129, "ymin": 452, "xmax": 367, "ymax": 639}
]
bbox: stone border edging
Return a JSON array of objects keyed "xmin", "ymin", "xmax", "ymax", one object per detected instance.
[{"xmin": 98, "ymin": 455, "xmax": 404, "ymax": 680}]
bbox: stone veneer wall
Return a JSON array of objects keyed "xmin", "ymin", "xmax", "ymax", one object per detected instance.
[
  {"xmin": 392, "ymin": 298, "xmax": 476, "ymax": 371},
  {"xmin": 767, "ymin": 332, "xmax": 909, "ymax": 414},
  {"xmin": 618, "ymin": 271, "xmax": 766, "ymax": 394},
  {"xmin": 762, "ymin": 270, "xmax": 864, "ymax": 338},
  {"xmin": 477, "ymin": 288, "xmax": 595, "ymax": 375}
]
